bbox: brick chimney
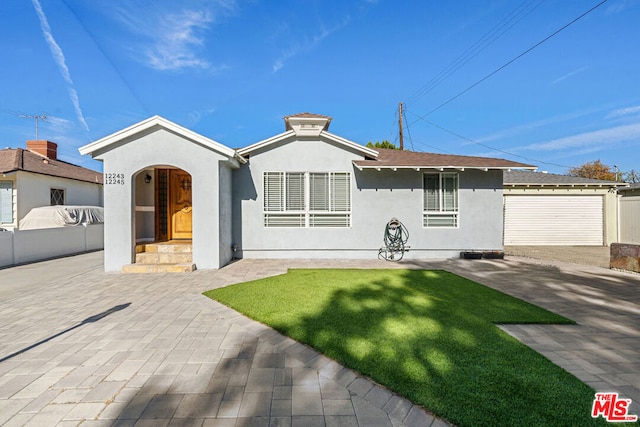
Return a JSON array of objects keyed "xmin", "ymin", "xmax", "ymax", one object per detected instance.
[{"xmin": 26, "ymin": 140, "xmax": 57, "ymax": 160}]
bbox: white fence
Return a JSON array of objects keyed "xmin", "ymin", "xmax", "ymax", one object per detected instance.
[
  {"xmin": 620, "ymin": 195, "xmax": 640, "ymax": 244},
  {"xmin": 0, "ymin": 224, "xmax": 103, "ymax": 268}
]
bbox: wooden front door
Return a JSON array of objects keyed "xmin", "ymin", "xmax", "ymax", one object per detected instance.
[{"xmin": 155, "ymin": 169, "xmax": 192, "ymax": 241}]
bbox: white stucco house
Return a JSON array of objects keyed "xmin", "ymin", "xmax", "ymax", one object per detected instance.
[
  {"xmin": 79, "ymin": 113, "xmax": 535, "ymax": 272},
  {"xmin": 0, "ymin": 140, "xmax": 103, "ymax": 230}
]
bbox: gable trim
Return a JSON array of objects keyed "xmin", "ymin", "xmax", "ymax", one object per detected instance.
[
  {"xmin": 79, "ymin": 116, "xmax": 245, "ymax": 165},
  {"xmin": 238, "ymin": 129, "xmax": 378, "ymax": 158}
]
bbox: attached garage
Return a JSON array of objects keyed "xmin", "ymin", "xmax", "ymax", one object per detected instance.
[
  {"xmin": 504, "ymin": 195, "xmax": 603, "ymax": 245},
  {"xmin": 503, "ymin": 171, "xmax": 623, "ymax": 246}
]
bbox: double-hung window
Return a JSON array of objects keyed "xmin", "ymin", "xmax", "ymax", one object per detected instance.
[
  {"xmin": 264, "ymin": 172, "xmax": 351, "ymax": 227},
  {"xmin": 423, "ymin": 173, "xmax": 458, "ymax": 227},
  {"xmin": 0, "ymin": 181, "xmax": 13, "ymax": 224}
]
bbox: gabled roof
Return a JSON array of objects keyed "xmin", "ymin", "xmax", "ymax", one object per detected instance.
[
  {"xmin": 238, "ymin": 128, "xmax": 378, "ymax": 158},
  {"xmin": 79, "ymin": 115, "xmax": 245, "ymax": 164},
  {"xmin": 353, "ymin": 148, "xmax": 536, "ymax": 171},
  {"xmin": 504, "ymin": 170, "xmax": 627, "ymax": 187},
  {"xmin": 0, "ymin": 148, "xmax": 102, "ymax": 184}
]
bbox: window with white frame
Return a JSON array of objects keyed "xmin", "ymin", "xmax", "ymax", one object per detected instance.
[
  {"xmin": 423, "ymin": 173, "xmax": 458, "ymax": 227},
  {"xmin": 0, "ymin": 181, "xmax": 13, "ymax": 223},
  {"xmin": 50, "ymin": 188, "xmax": 65, "ymax": 206},
  {"xmin": 264, "ymin": 171, "xmax": 351, "ymax": 227}
]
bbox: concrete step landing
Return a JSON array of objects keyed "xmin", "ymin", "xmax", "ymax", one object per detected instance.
[{"xmin": 124, "ymin": 241, "xmax": 195, "ymax": 273}]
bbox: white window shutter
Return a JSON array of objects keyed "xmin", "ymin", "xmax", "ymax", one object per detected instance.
[
  {"xmin": 286, "ymin": 173, "xmax": 305, "ymax": 211},
  {"xmin": 0, "ymin": 182, "xmax": 12, "ymax": 223},
  {"xmin": 264, "ymin": 172, "xmax": 284, "ymax": 211},
  {"xmin": 331, "ymin": 173, "xmax": 350, "ymax": 212},
  {"xmin": 309, "ymin": 173, "xmax": 329, "ymax": 211}
]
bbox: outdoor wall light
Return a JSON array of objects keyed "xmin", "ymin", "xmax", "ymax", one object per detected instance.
[{"xmin": 144, "ymin": 173, "xmax": 152, "ymax": 184}]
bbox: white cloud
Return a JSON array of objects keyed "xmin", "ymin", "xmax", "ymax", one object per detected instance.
[
  {"xmin": 146, "ymin": 10, "xmax": 214, "ymax": 71},
  {"xmin": 551, "ymin": 66, "xmax": 588, "ymax": 85},
  {"xmin": 522, "ymin": 122, "xmax": 640, "ymax": 151},
  {"xmin": 476, "ymin": 108, "xmax": 599, "ymax": 144},
  {"xmin": 606, "ymin": 105, "xmax": 640, "ymax": 119},
  {"xmin": 31, "ymin": 0, "xmax": 89, "ymax": 131},
  {"xmin": 114, "ymin": 2, "xmax": 237, "ymax": 71},
  {"xmin": 272, "ymin": 17, "xmax": 350, "ymax": 73}
]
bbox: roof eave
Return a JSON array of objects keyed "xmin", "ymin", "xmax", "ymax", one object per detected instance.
[
  {"xmin": 320, "ymin": 131, "xmax": 378, "ymax": 158},
  {"xmin": 79, "ymin": 116, "xmax": 238, "ymax": 163},
  {"xmin": 353, "ymin": 163, "xmax": 536, "ymax": 171},
  {"xmin": 237, "ymin": 130, "xmax": 296, "ymax": 156}
]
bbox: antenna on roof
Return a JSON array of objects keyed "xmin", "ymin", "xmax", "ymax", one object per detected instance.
[{"xmin": 19, "ymin": 113, "xmax": 47, "ymax": 140}]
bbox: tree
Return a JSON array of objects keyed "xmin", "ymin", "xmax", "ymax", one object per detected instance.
[
  {"xmin": 366, "ymin": 140, "xmax": 398, "ymax": 149},
  {"xmin": 567, "ymin": 160, "xmax": 617, "ymax": 181},
  {"xmin": 622, "ymin": 169, "xmax": 640, "ymax": 183}
]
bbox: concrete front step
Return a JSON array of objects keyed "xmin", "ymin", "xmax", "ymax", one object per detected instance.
[
  {"xmin": 136, "ymin": 252, "xmax": 193, "ymax": 264},
  {"xmin": 126, "ymin": 241, "xmax": 195, "ymax": 273},
  {"xmin": 141, "ymin": 242, "xmax": 192, "ymax": 254},
  {"xmin": 122, "ymin": 263, "xmax": 197, "ymax": 273}
]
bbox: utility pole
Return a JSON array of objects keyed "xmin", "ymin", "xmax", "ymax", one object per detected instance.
[
  {"xmin": 19, "ymin": 113, "xmax": 47, "ymax": 140},
  {"xmin": 398, "ymin": 102, "xmax": 404, "ymax": 150}
]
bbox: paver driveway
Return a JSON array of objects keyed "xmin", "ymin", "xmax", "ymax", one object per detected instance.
[
  {"xmin": 0, "ymin": 253, "xmax": 445, "ymax": 427},
  {"xmin": 0, "ymin": 251, "xmax": 638, "ymax": 425}
]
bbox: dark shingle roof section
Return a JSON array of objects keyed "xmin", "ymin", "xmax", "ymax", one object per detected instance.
[
  {"xmin": 0, "ymin": 148, "xmax": 103, "ymax": 184},
  {"xmin": 353, "ymin": 148, "xmax": 536, "ymax": 169},
  {"xmin": 504, "ymin": 170, "xmax": 623, "ymax": 186},
  {"xmin": 619, "ymin": 182, "xmax": 640, "ymax": 191}
]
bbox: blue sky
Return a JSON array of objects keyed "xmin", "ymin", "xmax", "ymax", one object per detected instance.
[{"xmin": 1, "ymin": 0, "xmax": 639, "ymax": 175}]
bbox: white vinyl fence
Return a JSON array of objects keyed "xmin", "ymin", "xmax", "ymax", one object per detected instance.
[{"xmin": 0, "ymin": 224, "xmax": 103, "ymax": 268}]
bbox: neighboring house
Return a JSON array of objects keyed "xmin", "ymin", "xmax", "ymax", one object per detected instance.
[
  {"xmin": 0, "ymin": 140, "xmax": 103, "ymax": 230},
  {"xmin": 503, "ymin": 170, "xmax": 625, "ymax": 246},
  {"xmin": 618, "ymin": 183, "xmax": 640, "ymax": 244},
  {"xmin": 79, "ymin": 114, "xmax": 535, "ymax": 272}
]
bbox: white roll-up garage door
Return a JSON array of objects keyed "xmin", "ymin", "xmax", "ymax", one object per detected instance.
[{"xmin": 504, "ymin": 195, "xmax": 603, "ymax": 245}]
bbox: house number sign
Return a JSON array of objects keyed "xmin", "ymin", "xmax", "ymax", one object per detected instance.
[{"xmin": 104, "ymin": 173, "xmax": 125, "ymax": 185}]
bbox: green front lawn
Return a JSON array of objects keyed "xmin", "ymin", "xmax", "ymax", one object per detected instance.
[{"xmin": 204, "ymin": 269, "xmax": 611, "ymax": 426}]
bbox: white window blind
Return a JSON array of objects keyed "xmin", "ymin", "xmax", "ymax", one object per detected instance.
[
  {"xmin": 264, "ymin": 172, "xmax": 351, "ymax": 228},
  {"xmin": 423, "ymin": 173, "xmax": 458, "ymax": 228},
  {"xmin": 264, "ymin": 172, "xmax": 284, "ymax": 211},
  {"xmin": 0, "ymin": 181, "xmax": 13, "ymax": 223}
]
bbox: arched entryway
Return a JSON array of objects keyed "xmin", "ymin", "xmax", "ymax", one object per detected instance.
[
  {"xmin": 134, "ymin": 167, "xmax": 193, "ymax": 244},
  {"xmin": 128, "ymin": 167, "xmax": 195, "ymax": 272}
]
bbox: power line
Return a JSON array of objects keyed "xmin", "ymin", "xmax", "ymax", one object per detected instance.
[
  {"xmin": 406, "ymin": 0, "xmax": 546, "ymax": 106},
  {"xmin": 406, "ymin": 109, "xmax": 572, "ymax": 168},
  {"xmin": 411, "ymin": 0, "xmax": 610, "ymax": 124}
]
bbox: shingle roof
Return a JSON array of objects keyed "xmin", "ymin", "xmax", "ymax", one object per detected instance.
[
  {"xmin": 504, "ymin": 170, "xmax": 624, "ymax": 186},
  {"xmin": 353, "ymin": 148, "xmax": 535, "ymax": 170},
  {"xmin": 0, "ymin": 148, "xmax": 102, "ymax": 184},
  {"xmin": 284, "ymin": 112, "xmax": 332, "ymax": 119},
  {"xmin": 619, "ymin": 182, "xmax": 640, "ymax": 191}
]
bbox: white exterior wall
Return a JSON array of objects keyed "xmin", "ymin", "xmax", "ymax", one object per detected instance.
[
  {"xmin": 619, "ymin": 189, "xmax": 640, "ymax": 244},
  {"xmin": 233, "ymin": 138, "xmax": 505, "ymax": 259},
  {"xmin": 94, "ymin": 128, "xmax": 230, "ymax": 271},
  {"xmin": 16, "ymin": 172, "xmax": 102, "ymax": 224}
]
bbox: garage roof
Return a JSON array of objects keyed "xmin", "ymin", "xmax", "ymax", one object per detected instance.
[{"xmin": 504, "ymin": 170, "xmax": 627, "ymax": 187}]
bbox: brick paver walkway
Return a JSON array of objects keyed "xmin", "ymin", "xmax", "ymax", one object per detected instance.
[
  {"xmin": 0, "ymin": 253, "xmax": 447, "ymax": 427},
  {"xmin": 0, "ymin": 252, "xmax": 638, "ymax": 425}
]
